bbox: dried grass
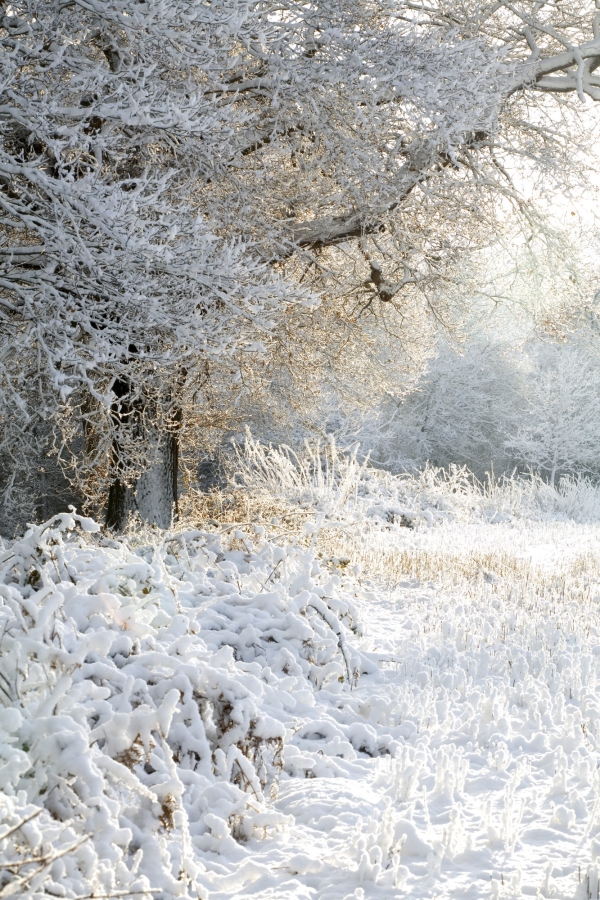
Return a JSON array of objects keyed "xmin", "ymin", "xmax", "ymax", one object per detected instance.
[{"xmin": 177, "ymin": 436, "xmax": 600, "ymax": 606}]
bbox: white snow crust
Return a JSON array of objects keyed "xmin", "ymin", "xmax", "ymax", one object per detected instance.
[{"xmin": 2, "ymin": 508, "xmax": 600, "ymax": 899}]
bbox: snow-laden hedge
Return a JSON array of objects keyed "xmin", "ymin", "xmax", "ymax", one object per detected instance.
[{"xmin": 0, "ymin": 514, "xmax": 379, "ymax": 899}]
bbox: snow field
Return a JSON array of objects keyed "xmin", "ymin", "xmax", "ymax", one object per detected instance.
[
  {"xmin": 2, "ymin": 505, "xmax": 600, "ymax": 898},
  {"xmin": 248, "ymin": 520, "xmax": 600, "ymax": 900},
  {"xmin": 345, "ymin": 559, "xmax": 600, "ymax": 900}
]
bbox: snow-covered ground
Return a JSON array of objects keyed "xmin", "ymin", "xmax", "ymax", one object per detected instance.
[
  {"xmin": 2, "ymin": 502, "xmax": 600, "ymax": 899},
  {"xmin": 207, "ymin": 520, "xmax": 600, "ymax": 900}
]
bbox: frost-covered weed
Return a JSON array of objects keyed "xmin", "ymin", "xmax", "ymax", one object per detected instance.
[
  {"xmin": 230, "ymin": 433, "xmax": 368, "ymax": 518},
  {"xmin": 357, "ymin": 464, "xmax": 600, "ymax": 527},
  {"xmin": 223, "ymin": 437, "xmax": 600, "ymax": 533},
  {"xmin": 218, "ymin": 439, "xmax": 600, "ymax": 589}
]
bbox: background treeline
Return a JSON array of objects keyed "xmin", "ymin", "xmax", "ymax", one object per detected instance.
[{"xmin": 355, "ymin": 325, "xmax": 600, "ymax": 485}]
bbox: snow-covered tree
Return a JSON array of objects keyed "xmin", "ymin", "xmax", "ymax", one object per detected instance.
[
  {"xmin": 2, "ymin": 0, "xmax": 600, "ymax": 528},
  {"xmin": 0, "ymin": 0, "xmax": 318, "ymax": 527},
  {"xmin": 363, "ymin": 337, "xmax": 527, "ymax": 476},
  {"xmin": 507, "ymin": 341, "xmax": 600, "ymax": 485}
]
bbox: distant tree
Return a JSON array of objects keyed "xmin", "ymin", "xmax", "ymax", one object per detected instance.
[
  {"xmin": 506, "ymin": 342, "xmax": 600, "ymax": 486},
  {"xmin": 358, "ymin": 337, "xmax": 526, "ymax": 476},
  {"xmin": 2, "ymin": 0, "xmax": 600, "ymax": 527},
  {"xmin": 357, "ymin": 328, "xmax": 600, "ymax": 485}
]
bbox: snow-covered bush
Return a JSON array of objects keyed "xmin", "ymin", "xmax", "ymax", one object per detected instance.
[
  {"xmin": 358, "ymin": 465, "xmax": 600, "ymax": 528},
  {"xmin": 201, "ymin": 436, "xmax": 600, "ymax": 540},
  {"xmin": 0, "ymin": 512, "xmax": 380, "ymax": 899}
]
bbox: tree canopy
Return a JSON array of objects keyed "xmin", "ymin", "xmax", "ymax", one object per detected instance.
[{"xmin": 1, "ymin": 0, "xmax": 599, "ymax": 526}]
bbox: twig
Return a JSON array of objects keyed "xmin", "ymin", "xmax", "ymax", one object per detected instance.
[
  {"xmin": 307, "ymin": 599, "xmax": 353, "ymax": 686},
  {"xmin": 0, "ymin": 836, "xmax": 89, "ymax": 899},
  {"xmin": 0, "ymin": 809, "xmax": 42, "ymax": 843},
  {"xmin": 258, "ymin": 558, "xmax": 283, "ymax": 590},
  {"xmin": 72, "ymin": 891, "xmax": 162, "ymax": 899}
]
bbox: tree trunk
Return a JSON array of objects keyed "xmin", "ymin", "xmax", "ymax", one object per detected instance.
[
  {"xmin": 136, "ymin": 433, "xmax": 179, "ymax": 529},
  {"xmin": 550, "ymin": 450, "xmax": 558, "ymax": 488},
  {"xmin": 106, "ymin": 432, "xmax": 179, "ymax": 531},
  {"xmin": 105, "ymin": 374, "xmax": 179, "ymax": 531},
  {"xmin": 105, "ymin": 376, "xmax": 137, "ymax": 531}
]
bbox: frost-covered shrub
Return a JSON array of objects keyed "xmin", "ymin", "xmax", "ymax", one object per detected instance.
[
  {"xmin": 216, "ymin": 437, "xmax": 600, "ymax": 543},
  {"xmin": 357, "ymin": 464, "xmax": 600, "ymax": 528},
  {"xmin": 0, "ymin": 512, "xmax": 374, "ymax": 899}
]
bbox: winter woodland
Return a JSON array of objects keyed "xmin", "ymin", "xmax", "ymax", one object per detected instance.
[{"xmin": 3, "ymin": 2, "xmax": 600, "ymax": 899}]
